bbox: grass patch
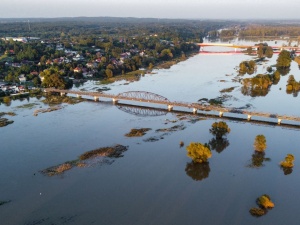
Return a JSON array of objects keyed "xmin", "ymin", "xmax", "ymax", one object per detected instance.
[{"xmin": 125, "ymin": 128, "xmax": 151, "ymax": 137}]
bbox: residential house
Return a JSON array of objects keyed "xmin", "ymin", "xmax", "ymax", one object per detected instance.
[
  {"xmin": 73, "ymin": 54, "xmax": 84, "ymax": 61},
  {"xmin": 73, "ymin": 67, "xmax": 82, "ymax": 73},
  {"xmin": 19, "ymin": 74, "xmax": 27, "ymax": 83}
]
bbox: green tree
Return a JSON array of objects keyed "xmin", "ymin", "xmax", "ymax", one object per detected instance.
[
  {"xmin": 254, "ymin": 135, "xmax": 267, "ymax": 152},
  {"xmin": 210, "ymin": 121, "xmax": 230, "ymax": 139},
  {"xmin": 277, "ymin": 50, "xmax": 292, "ymax": 69},
  {"xmin": 105, "ymin": 68, "xmax": 113, "ymax": 78},
  {"xmin": 186, "ymin": 142, "xmax": 212, "ymax": 163},
  {"xmin": 265, "ymin": 46, "xmax": 273, "ymax": 58}
]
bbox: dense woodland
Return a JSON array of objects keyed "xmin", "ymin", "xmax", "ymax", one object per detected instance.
[
  {"xmin": 0, "ymin": 18, "xmax": 239, "ymax": 89},
  {"xmin": 1, "ymin": 17, "xmax": 300, "ymax": 91}
]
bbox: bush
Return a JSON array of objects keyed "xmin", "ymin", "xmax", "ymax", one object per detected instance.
[
  {"xmin": 209, "ymin": 121, "xmax": 230, "ymax": 139},
  {"xmin": 3, "ymin": 96, "xmax": 11, "ymax": 104},
  {"xmin": 280, "ymin": 154, "xmax": 294, "ymax": 168},
  {"xmin": 186, "ymin": 142, "xmax": 212, "ymax": 163},
  {"xmin": 254, "ymin": 135, "xmax": 267, "ymax": 152},
  {"xmin": 257, "ymin": 194, "xmax": 274, "ymax": 209}
]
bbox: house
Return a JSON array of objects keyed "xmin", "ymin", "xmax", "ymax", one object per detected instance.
[
  {"xmin": 19, "ymin": 74, "xmax": 27, "ymax": 83},
  {"xmin": 74, "ymin": 67, "xmax": 82, "ymax": 73},
  {"xmin": 86, "ymin": 62, "xmax": 98, "ymax": 69},
  {"xmin": 12, "ymin": 63, "xmax": 21, "ymax": 68},
  {"xmin": 30, "ymin": 71, "xmax": 39, "ymax": 76},
  {"xmin": 73, "ymin": 54, "xmax": 84, "ymax": 61}
]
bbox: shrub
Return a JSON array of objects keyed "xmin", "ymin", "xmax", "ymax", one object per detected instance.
[
  {"xmin": 3, "ymin": 96, "xmax": 11, "ymax": 104},
  {"xmin": 254, "ymin": 135, "xmax": 267, "ymax": 152},
  {"xmin": 186, "ymin": 142, "xmax": 212, "ymax": 163},
  {"xmin": 257, "ymin": 194, "xmax": 274, "ymax": 209},
  {"xmin": 210, "ymin": 121, "xmax": 230, "ymax": 139},
  {"xmin": 280, "ymin": 154, "xmax": 294, "ymax": 168}
]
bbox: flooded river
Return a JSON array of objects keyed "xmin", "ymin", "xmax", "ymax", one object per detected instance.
[{"xmin": 1, "ymin": 39, "xmax": 300, "ymax": 225}]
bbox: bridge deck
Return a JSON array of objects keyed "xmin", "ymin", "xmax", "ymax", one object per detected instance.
[
  {"xmin": 45, "ymin": 88, "xmax": 300, "ymax": 124},
  {"xmin": 197, "ymin": 43, "xmax": 300, "ymax": 50}
]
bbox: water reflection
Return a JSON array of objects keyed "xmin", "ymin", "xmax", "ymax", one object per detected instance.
[
  {"xmin": 241, "ymin": 86, "xmax": 270, "ymax": 97},
  {"xmin": 281, "ymin": 167, "xmax": 293, "ymax": 175},
  {"xmin": 209, "ymin": 137, "xmax": 230, "ymax": 153},
  {"xmin": 249, "ymin": 152, "xmax": 270, "ymax": 168},
  {"xmin": 185, "ymin": 161, "xmax": 210, "ymax": 181}
]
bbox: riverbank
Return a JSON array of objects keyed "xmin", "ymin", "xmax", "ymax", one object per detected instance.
[{"xmin": 99, "ymin": 50, "xmax": 199, "ymax": 84}]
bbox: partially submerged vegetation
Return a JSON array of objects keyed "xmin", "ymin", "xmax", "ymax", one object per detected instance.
[
  {"xmin": 42, "ymin": 94, "xmax": 83, "ymax": 105},
  {"xmin": 254, "ymin": 135, "xmax": 267, "ymax": 152},
  {"xmin": 280, "ymin": 154, "xmax": 295, "ymax": 168},
  {"xmin": 186, "ymin": 142, "xmax": 212, "ymax": 163},
  {"xmin": 15, "ymin": 103, "xmax": 39, "ymax": 109},
  {"xmin": 79, "ymin": 145, "xmax": 127, "ymax": 160},
  {"xmin": 41, "ymin": 145, "xmax": 128, "ymax": 176},
  {"xmin": 209, "ymin": 121, "xmax": 230, "ymax": 139},
  {"xmin": 125, "ymin": 128, "xmax": 151, "ymax": 137},
  {"xmin": 250, "ymin": 194, "xmax": 274, "ymax": 217},
  {"xmin": 219, "ymin": 87, "xmax": 236, "ymax": 93},
  {"xmin": 239, "ymin": 60, "xmax": 256, "ymax": 75},
  {"xmin": 33, "ymin": 106, "xmax": 63, "ymax": 116},
  {"xmin": 156, "ymin": 124, "xmax": 185, "ymax": 133},
  {"xmin": 0, "ymin": 111, "xmax": 15, "ymax": 127},
  {"xmin": 286, "ymin": 75, "xmax": 300, "ymax": 96}
]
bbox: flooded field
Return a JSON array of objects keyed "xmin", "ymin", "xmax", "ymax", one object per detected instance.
[{"xmin": 1, "ymin": 39, "xmax": 300, "ymax": 225}]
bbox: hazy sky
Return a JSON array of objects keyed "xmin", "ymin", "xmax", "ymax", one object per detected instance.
[{"xmin": 2, "ymin": 0, "xmax": 300, "ymax": 19}]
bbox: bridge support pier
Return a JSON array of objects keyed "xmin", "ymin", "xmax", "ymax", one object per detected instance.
[
  {"xmin": 94, "ymin": 96, "xmax": 99, "ymax": 101},
  {"xmin": 168, "ymin": 105, "xmax": 173, "ymax": 111},
  {"xmin": 247, "ymin": 115, "xmax": 252, "ymax": 121},
  {"xmin": 278, "ymin": 118, "xmax": 282, "ymax": 125},
  {"xmin": 112, "ymin": 98, "xmax": 118, "ymax": 104},
  {"xmin": 219, "ymin": 111, "xmax": 223, "ymax": 117},
  {"xmin": 193, "ymin": 108, "xmax": 197, "ymax": 114}
]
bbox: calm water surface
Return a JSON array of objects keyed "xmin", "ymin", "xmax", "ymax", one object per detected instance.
[{"xmin": 1, "ymin": 40, "xmax": 300, "ymax": 225}]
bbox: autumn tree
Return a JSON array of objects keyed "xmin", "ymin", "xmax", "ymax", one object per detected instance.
[
  {"xmin": 186, "ymin": 142, "xmax": 212, "ymax": 163},
  {"xmin": 276, "ymin": 50, "xmax": 292, "ymax": 74},
  {"xmin": 210, "ymin": 121, "xmax": 230, "ymax": 139},
  {"xmin": 253, "ymin": 135, "xmax": 267, "ymax": 152},
  {"xmin": 280, "ymin": 154, "xmax": 294, "ymax": 168}
]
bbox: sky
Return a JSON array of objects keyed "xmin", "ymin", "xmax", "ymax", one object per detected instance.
[{"xmin": 2, "ymin": 0, "xmax": 300, "ymax": 19}]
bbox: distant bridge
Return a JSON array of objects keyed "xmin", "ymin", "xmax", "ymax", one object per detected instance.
[
  {"xmin": 197, "ymin": 43, "xmax": 300, "ymax": 50},
  {"xmin": 45, "ymin": 88, "xmax": 300, "ymax": 126}
]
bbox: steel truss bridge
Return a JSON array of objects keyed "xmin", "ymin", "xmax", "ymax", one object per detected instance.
[{"xmin": 45, "ymin": 88, "xmax": 300, "ymax": 126}]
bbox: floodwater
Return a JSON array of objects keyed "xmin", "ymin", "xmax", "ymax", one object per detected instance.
[{"xmin": 1, "ymin": 39, "xmax": 300, "ymax": 225}]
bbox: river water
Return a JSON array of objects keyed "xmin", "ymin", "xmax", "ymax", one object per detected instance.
[{"xmin": 1, "ymin": 39, "xmax": 300, "ymax": 225}]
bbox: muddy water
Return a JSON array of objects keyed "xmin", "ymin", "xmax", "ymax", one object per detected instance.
[{"xmin": 1, "ymin": 40, "xmax": 300, "ymax": 225}]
